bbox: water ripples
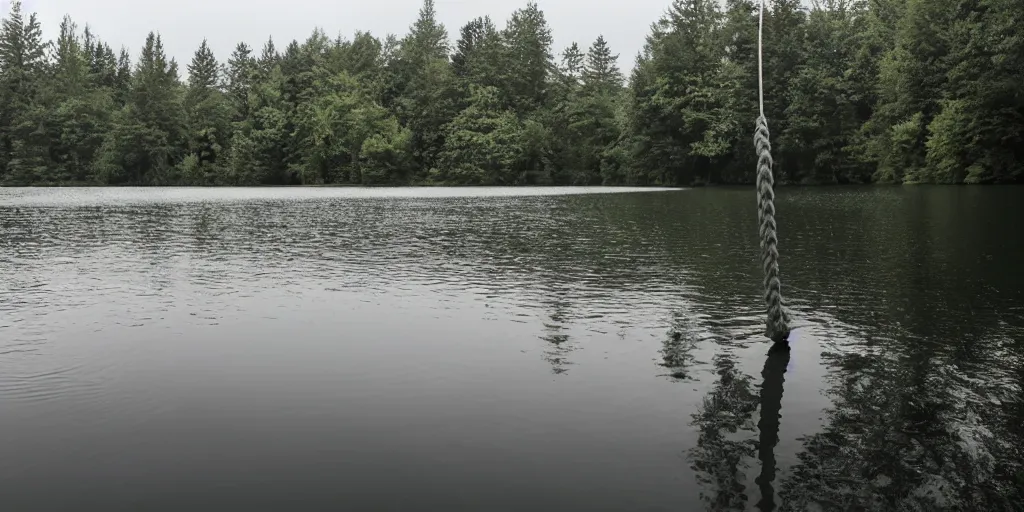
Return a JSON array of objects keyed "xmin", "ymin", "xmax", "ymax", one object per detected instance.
[{"xmin": 1, "ymin": 186, "xmax": 1021, "ymax": 510}]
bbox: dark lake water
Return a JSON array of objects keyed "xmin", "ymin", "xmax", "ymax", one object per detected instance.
[{"xmin": 1, "ymin": 186, "xmax": 1022, "ymax": 511}]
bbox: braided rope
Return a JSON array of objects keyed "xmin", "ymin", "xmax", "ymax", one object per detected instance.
[
  {"xmin": 755, "ymin": 116, "xmax": 789, "ymax": 342},
  {"xmin": 756, "ymin": 0, "xmax": 789, "ymax": 342}
]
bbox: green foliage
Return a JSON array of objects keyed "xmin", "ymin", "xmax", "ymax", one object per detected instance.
[
  {"xmin": 184, "ymin": 40, "xmax": 232, "ymax": 182},
  {"xmin": 781, "ymin": 1, "xmax": 871, "ymax": 183},
  {"xmin": 433, "ymin": 85, "xmax": 523, "ymax": 184},
  {"xmin": 360, "ymin": 123, "xmax": 413, "ymax": 184},
  {"xmin": 582, "ymin": 36, "xmax": 622, "ymax": 95},
  {"xmin": 102, "ymin": 32, "xmax": 185, "ymax": 185},
  {"xmin": 500, "ymin": 3, "xmax": 555, "ymax": 112},
  {"xmin": 452, "ymin": 16, "xmax": 504, "ymax": 92},
  {"xmin": 0, "ymin": 0, "xmax": 1020, "ymax": 186},
  {"xmin": 0, "ymin": 1, "xmax": 47, "ymax": 183},
  {"xmin": 623, "ymin": 0, "xmax": 726, "ymax": 186}
]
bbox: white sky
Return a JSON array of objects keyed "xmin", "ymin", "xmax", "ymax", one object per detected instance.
[{"xmin": 10, "ymin": 0, "xmax": 670, "ymax": 72}]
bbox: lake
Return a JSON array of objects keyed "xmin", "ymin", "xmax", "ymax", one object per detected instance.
[{"xmin": 1, "ymin": 186, "xmax": 1022, "ymax": 511}]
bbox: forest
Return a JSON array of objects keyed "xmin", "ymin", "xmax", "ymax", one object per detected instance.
[{"xmin": 0, "ymin": 0, "xmax": 1020, "ymax": 187}]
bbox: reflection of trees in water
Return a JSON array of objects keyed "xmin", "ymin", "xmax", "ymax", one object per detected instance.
[
  {"xmin": 523, "ymin": 295, "xmax": 590, "ymax": 375},
  {"xmin": 682, "ymin": 334, "xmax": 1024, "ymax": 511},
  {"xmin": 540, "ymin": 331, "xmax": 573, "ymax": 375},
  {"xmin": 682, "ymin": 330, "xmax": 1023, "ymax": 510},
  {"xmin": 688, "ymin": 352, "xmax": 760, "ymax": 509},
  {"xmin": 685, "ymin": 344, "xmax": 791, "ymax": 511},
  {"xmin": 775, "ymin": 194, "xmax": 1024, "ymax": 510},
  {"xmin": 16, "ymin": 189, "xmax": 1021, "ymax": 508},
  {"xmin": 539, "ymin": 297, "xmax": 577, "ymax": 375},
  {"xmin": 777, "ymin": 337, "xmax": 1023, "ymax": 511},
  {"xmin": 661, "ymin": 311, "xmax": 702, "ymax": 380},
  {"xmin": 764, "ymin": 188, "xmax": 1024, "ymax": 510}
]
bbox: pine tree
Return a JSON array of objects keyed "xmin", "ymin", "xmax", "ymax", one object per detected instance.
[
  {"xmin": 451, "ymin": 16, "xmax": 503, "ymax": 93},
  {"xmin": 338, "ymin": 31, "xmax": 384, "ymax": 77},
  {"xmin": 48, "ymin": 15, "xmax": 113, "ymax": 183},
  {"xmin": 83, "ymin": 26, "xmax": 95, "ymax": 65},
  {"xmin": 452, "ymin": 18, "xmax": 482, "ymax": 78},
  {"xmin": 114, "ymin": 47, "xmax": 132, "ymax": 104},
  {"xmin": 582, "ymin": 35, "xmax": 622, "ymax": 94},
  {"xmin": 95, "ymin": 44, "xmax": 118, "ymax": 88},
  {"xmin": 501, "ymin": 2, "xmax": 555, "ymax": 112},
  {"xmin": 704, "ymin": 0, "xmax": 759, "ymax": 183},
  {"xmin": 0, "ymin": 0, "xmax": 1019, "ymax": 187},
  {"xmin": 229, "ymin": 61, "xmax": 290, "ymax": 185},
  {"xmin": 95, "ymin": 32, "xmax": 184, "ymax": 184},
  {"xmin": 187, "ymin": 39, "xmax": 220, "ymax": 96},
  {"xmin": 328, "ymin": 31, "xmax": 386, "ymax": 102},
  {"xmin": 545, "ymin": 43, "xmax": 585, "ymax": 183},
  {"xmin": 0, "ymin": 1, "xmax": 49, "ymax": 183},
  {"xmin": 183, "ymin": 39, "xmax": 231, "ymax": 184},
  {"xmin": 54, "ymin": 16, "xmax": 88, "ymax": 94},
  {"xmin": 403, "ymin": 0, "xmax": 449, "ymax": 66},
  {"xmin": 258, "ymin": 36, "xmax": 278, "ymax": 76},
  {"xmin": 868, "ymin": 0, "xmax": 955, "ymax": 183},
  {"xmin": 560, "ymin": 42, "xmax": 585, "ymax": 85},
  {"xmin": 391, "ymin": 0, "xmax": 457, "ymax": 177},
  {"xmin": 621, "ymin": 0, "xmax": 725, "ymax": 185},
  {"xmin": 547, "ymin": 37, "xmax": 623, "ymax": 185},
  {"xmin": 226, "ymin": 42, "xmax": 255, "ymax": 122},
  {"xmin": 759, "ymin": 0, "xmax": 806, "ymax": 180}
]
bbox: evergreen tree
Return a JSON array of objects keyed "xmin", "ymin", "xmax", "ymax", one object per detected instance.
[
  {"xmin": 229, "ymin": 65, "xmax": 290, "ymax": 185},
  {"xmin": 760, "ymin": 0, "xmax": 806, "ymax": 180},
  {"xmin": 0, "ymin": 0, "xmax": 1019, "ymax": 186},
  {"xmin": 402, "ymin": 0, "xmax": 449, "ymax": 66},
  {"xmin": 559, "ymin": 42, "xmax": 584, "ymax": 86},
  {"xmin": 89, "ymin": 41, "xmax": 118, "ymax": 90},
  {"xmin": 0, "ymin": 1, "xmax": 48, "ymax": 183},
  {"xmin": 582, "ymin": 35, "xmax": 622, "ymax": 94},
  {"xmin": 452, "ymin": 18, "xmax": 484, "ymax": 78},
  {"xmin": 182, "ymin": 39, "xmax": 231, "ymax": 184},
  {"xmin": 867, "ymin": 0, "xmax": 954, "ymax": 183},
  {"xmin": 710, "ymin": 0, "xmax": 759, "ymax": 183},
  {"xmin": 258, "ymin": 36, "xmax": 278, "ymax": 76},
  {"xmin": 114, "ymin": 47, "xmax": 132, "ymax": 103},
  {"xmin": 49, "ymin": 16, "xmax": 112, "ymax": 183},
  {"xmin": 226, "ymin": 42, "xmax": 255, "ymax": 122},
  {"xmin": 187, "ymin": 39, "xmax": 219, "ymax": 94},
  {"xmin": 54, "ymin": 16, "xmax": 88, "ymax": 94},
  {"xmin": 393, "ymin": 0, "xmax": 457, "ymax": 177},
  {"xmin": 501, "ymin": 3, "xmax": 555, "ymax": 112},
  {"xmin": 330, "ymin": 31, "xmax": 387, "ymax": 102},
  {"xmin": 547, "ymin": 36, "xmax": 624, "ymax": 185},
  {"xmin": 622, "ymin": 0, "xmax": 725, "ymax": 185},
  {"xmin": 95, "ymin": 32, "xmax": 184, "ymax": 184},
  {"xmin": 451, "ymin": 16, "xmax": 503, "ymax": 92}
]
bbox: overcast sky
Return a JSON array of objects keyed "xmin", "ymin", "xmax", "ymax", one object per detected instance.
[{"xmin": 11, "ymin": 0, "xmax": 669, "ymax": 74}]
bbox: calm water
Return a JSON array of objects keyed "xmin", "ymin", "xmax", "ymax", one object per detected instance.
[{"xmin": 1, "ymin": 186, "xmax": 1022, "ymax": 511}]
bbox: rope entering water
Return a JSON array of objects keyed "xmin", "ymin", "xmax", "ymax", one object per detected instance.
[{"xmin": 755, "ymin": 0, "xmax": 790, "ymax": 342}]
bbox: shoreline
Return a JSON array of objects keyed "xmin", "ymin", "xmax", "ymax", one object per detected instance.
[{"xmin": 3, "ymin": 182, "xmax": 1020, "ymax": 189}]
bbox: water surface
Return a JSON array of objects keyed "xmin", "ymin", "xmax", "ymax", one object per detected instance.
[{"xmin": 1, "ymin": 186, "xmax": 1022, "ymax": 511}]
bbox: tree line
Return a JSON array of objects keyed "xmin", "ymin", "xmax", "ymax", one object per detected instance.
[{"xmin": 0, "ymin": 0, "xmax": 1020, "ymax": 186}]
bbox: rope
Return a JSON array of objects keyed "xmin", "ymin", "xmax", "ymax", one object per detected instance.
[{"xmin": 755, "ymin": 0, "xmax": 790, "ymax": 343}]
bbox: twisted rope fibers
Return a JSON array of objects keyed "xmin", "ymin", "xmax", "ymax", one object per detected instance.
[{"xmin": 755, "ymin": 0, "xmax": 790, "ymax": 342}]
